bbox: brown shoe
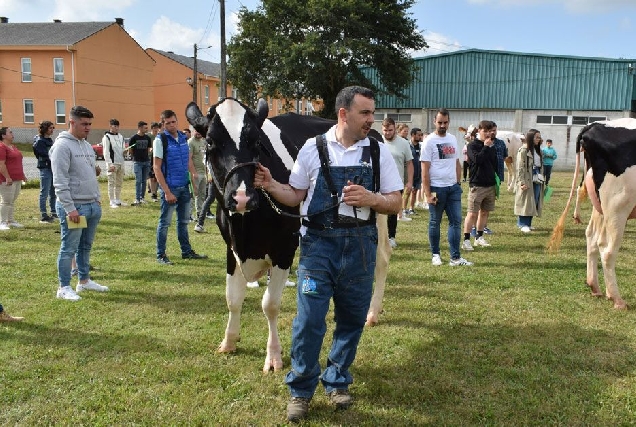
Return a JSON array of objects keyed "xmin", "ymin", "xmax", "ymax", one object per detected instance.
[
  {"xmin": 328, "ymin": 389, "xmax": 352, "ymax": 410},
  {"xmin": 287, "ymin": 396, "xmax": 310, "ymax": 423},
  {"xmin": 0, "ymin": 311, "xmax": 24, "ymax": 322}
]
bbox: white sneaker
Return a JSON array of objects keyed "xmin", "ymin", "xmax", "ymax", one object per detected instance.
[
  {"xmin": 285, "ymin": 280, "xmax": 296, "ymax": 287},
  {"xmin": 194, "ymin": 224, "xmax": 205, "ymax": 233},
  {"xmin": 57, "ymin": 286, "xmax": 81, "ymax": 301},
  {"xmin": 462, "ymin": 239, "xmax": 474, "ymax": 251},
  {"xmin": 0, "ymin": 222, "xmax": 10, "ymax": 231},
  {"xmin": 110, "ymin": 203, "xmax": 119, "ymax": 208},
  {"xmin": 431, "ymin": 254, "xmax": 442, "ymax": 266},
  {"xmin": 388, "ymin": 237, "xmax": 397, "ymax": 248},
  {"xmin": 118, "ymin": 201, "xmax": 128, "ymax": 207},
  {"xmin": 247, "ymin": 281, "xmax": 259, "ymax": 288},
  {"xmin": 76, "ymin": 279, "xmax": 109, "ymax": 293},
  {"xmin": 449, "ymin": 257, "xmax": 473, "ymax": 266},
  {"xmin": 402, "ymin": 209, "xmax": 410, "ymax": 216},
  {"xmin": 398, "ymin": 216, "xmax": 412, "ymax": 222},
  {"xmin": 9, "ymin": 221, "xmax": 24, "ymax": 228},
  {"xmin": 474, "ymin": 236, "xmax": 491, "ymax": 247},
  {"xmin": 520, "ymin": 226, "xmax": 531, "ymax": 233}
]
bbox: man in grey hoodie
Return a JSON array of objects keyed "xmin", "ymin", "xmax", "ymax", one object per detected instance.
[{"xmin": 50, "ymin": 105, "xmax": 109, "ymax": 301}]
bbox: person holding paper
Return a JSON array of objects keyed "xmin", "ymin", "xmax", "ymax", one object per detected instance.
[{"xmin": 50, "ymin": 105, "xmax": 108, "ymax": 302}]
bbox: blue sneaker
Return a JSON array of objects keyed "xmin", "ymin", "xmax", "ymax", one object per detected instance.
[{"xmin": 483, "ymin": 227, "xmax": 494, "ymax": 235}]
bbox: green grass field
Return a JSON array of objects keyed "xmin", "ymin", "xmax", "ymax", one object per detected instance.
[{"xmin": 2, "ymin": 171, "xmax": 636, "ymax": 425}]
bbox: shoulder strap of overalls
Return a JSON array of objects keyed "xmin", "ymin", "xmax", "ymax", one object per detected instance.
[
  {"xmin": 368, "ymin": 136, "xmax": 381, "ymax": 193},
  {"xmin": 315, "ymin": 134, "xmax": 339, "ymax": 223}
]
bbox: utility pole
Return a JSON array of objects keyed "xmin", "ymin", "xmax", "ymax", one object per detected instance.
[
  {"xmin": 219, "ymin": 0, "xmax": 227, "ymax": 100},
  {"xmin": 192, "ymin": 43, "xmax": 198, "ymax": 104}
]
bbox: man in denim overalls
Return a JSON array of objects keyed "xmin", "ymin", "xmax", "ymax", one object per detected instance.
[{"xmin": 254, "ymin": 86, "xmax": 403, "ymax": 423}]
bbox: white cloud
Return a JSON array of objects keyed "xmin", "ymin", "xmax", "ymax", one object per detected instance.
[
  {"xmin": 144, "ymin": 16, "xmax": 220, "ymax": 58},
  {"xmin": 412, "ymin": 31, "xmax": 464, "ymax": 57}
]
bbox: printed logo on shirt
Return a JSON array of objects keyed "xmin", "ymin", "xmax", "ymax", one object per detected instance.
[{"xmin": 436, "ymin": 143, "xmax": 456, "ymax": 159}]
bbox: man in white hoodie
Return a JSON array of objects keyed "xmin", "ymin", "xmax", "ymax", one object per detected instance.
[
  {"xmin": 50, "ymin": 105, "xmax": 108, "ymax": 301},
  {"xmin": 102, "ymin": 118, "xmax": 126, "ymax": 208}
]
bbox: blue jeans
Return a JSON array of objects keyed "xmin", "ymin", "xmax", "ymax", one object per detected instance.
[
  {"xmin": 39, "ymin": 168, "xmax": 55, "ymax": 215},
  {"xmin": 56, "ymin": 201, "xmax": 102, "ymax": 288},
  {"xmin": 428, "ymin": 183, "xmax": 463, "ymax": 259},
  {"xmin": 133, "ymin": 161, "xmax": 151, "ymax": 201},
  {"xmin": 285, "ymin": 227, "xmax": 377, "ymax": 398},
  {"xmin": 518, "ymin": 216, "xmax": 532, "ymax": 227},
  {"xmin": 156, "ymin": 185, "xmax": 192, "ymax": 257}
]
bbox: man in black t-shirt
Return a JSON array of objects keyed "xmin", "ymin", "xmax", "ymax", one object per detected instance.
[{"xmin": 129, "ymin": 121, "xmax": 152, "ymax": 205}]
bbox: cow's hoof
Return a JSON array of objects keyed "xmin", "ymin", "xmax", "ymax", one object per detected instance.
[
  {"xmin": 263, "ymin": 357, "xmax": 284, "ymax": 373},
  {"xmin": 609, "ymin": 298, "xmax": 628, "ymax": 310},
  {"xmin": 586, "ymin": 282, "xmax": 603, "ymax": 297},
  {"xmin": 365, "ymin": 316, "xmax": 379, "ymax": 327},
  {"xmin": 217, "ymin": 341, "xmax": 237, "ymax": 353}
]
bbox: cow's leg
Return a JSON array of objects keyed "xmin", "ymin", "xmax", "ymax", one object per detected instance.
[
  {"xmin": 261, "ymin": 266, "xmax": 288, "ymax": 372},
  {"xmin": 505, "ymin": 157, "xmax": 515, "ymax": 192},
  {"xmin": 597, "ymin": 210, "xmax": 629, "ymax": 309},
  {"xmin": 366, "ymin": 214, "xmax": 391, "ymax": 327},
  {"xmin": 219, "ymin": 271, "xmax": 248, "ymax": 353},
  {"xmin": 585, "ymin": 211, "xmax": 603, "ymax": 298}
]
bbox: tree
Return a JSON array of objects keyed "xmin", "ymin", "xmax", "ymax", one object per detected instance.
[{"xmin": 227, "ymin": 0, "xmax": 427, "ymax": 119}]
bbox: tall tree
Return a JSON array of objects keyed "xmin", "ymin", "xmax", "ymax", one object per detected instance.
[{"xmin": 227, "ymin": 0, "xmax": 427, "ymax": 119}]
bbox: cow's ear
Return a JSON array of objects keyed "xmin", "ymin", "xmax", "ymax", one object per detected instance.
[
  {"xmin": 256, "ymin": 98, "xmax": 268, "ymax": 128},
  {"xmin": 185, "ymin": 102, "xmax": 209, "ymax": 136}
]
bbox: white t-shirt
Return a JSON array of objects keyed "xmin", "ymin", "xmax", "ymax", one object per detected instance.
[
  {"xmin": 421, "ymin": 132, "xmax": 460, "ymax": 187},
  {"xmin": 289, "ymin": 125, "xmax": 403, "ymax": 233},
  {"xmin": 384, "ymin": 136, "xmax": 413, "ymax": 184}
]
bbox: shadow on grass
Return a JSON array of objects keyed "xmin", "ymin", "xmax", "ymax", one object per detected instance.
[{"xmin": 347, "ymin": 322, "xmax": 635, "ymax": 425}]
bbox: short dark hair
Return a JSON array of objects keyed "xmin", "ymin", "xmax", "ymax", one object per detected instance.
[
  {"xmin": 183, "ymin": 128, "xmax": 191, "ymax": 133},
  {"xmin": 436, "ymin": 108, "xmax": 450, "ymax": 119},
  {"xmin": 150, "ymin": 122, "xmax": 161, "ymax": 129},
  {"xmin": 478, "ymin": 120, "xmax": 494, "ymax": 131},
  {"xmin": 410, "ymin": 127, "xmax": 421, "ymax": 136},
  {"xmin": 69, "ymin": 106, "xmax": 93, "ymax": 121},
  {"xmin": 39, "ymin": 120, "xmax": 54, "ymax": 136},
  {"xmin": 109, "ymin": 118, "xmax": 120, "ymax": 126},
  {"xmin": 138, "ymin": 121, "xmax": 147, "ymax": 128},
  {"xmin": 546, "ymin": 139, "xmax": 553, "ymax": 143},
  {"xmin": 0, "ymin": 127, "xmax": 9, "ymax": 138},
  {"xmin": 160, "ymin": 110, "xmax": 177, "ymax": 122},
  {"xmin": 335, "ymin": 86, "xmax": 374, "ymax": 111}
]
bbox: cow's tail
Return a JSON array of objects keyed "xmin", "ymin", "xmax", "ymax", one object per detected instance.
[{"xmin": 547, "ymin": 133, "xmax": 584, "ymax": 253}]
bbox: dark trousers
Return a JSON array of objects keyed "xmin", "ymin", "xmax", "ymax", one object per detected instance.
[{"xmin": 463, "ymin": 161, "xmax": 469, "ymax": 180}]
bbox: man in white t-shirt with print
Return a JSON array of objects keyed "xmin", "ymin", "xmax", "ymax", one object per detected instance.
[{"xmin": 421, "ymin": 108, "xmax": 473, "ymax": 267}]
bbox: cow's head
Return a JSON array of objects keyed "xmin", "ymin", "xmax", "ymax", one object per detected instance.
[
  {"xmin": 186, "ymin": 98, "xmax": 269, "ymax": 214},
  {"xmin": 459, "ymin": 125, "xmax": 477, "ymax": 142}
]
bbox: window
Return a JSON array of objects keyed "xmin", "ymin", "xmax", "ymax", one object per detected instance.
[
  {"xmin": 589, "ymin": 116, "xmax": 607, "ymax": 123},
  {"xmin": 21, "ymin": 58, "xmax": 32, "ymax": 82},
  {"xmin": 24, "ymin": 99, "xmax": 34, "ymax": 123},
  {"xmin": 204, "ymin": 86, "xmax": 209, "ymax": 104},
  {"xmin": 53, "ymin": 58, "xmax": 64, "ymax": 82},
  {"xmin": 373, "ymin": 113, "xmax": 384, "ymax": 122},
  {"xmin": 536, "ymin": 115, "xmax": 568, "ymax": 125},
  {"xmin": 572, "ymin": 116, "xmax": 588, "ymax": 126},
  {"xmin": 55, "ymin": 100, "xmax": 66, "ymax": 124},
  {"xmin": 387, "ymin": 113, "xmax": 412, "ymax": 123}
]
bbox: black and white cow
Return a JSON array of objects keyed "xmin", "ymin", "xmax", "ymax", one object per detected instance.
[
  {"xmin": 548, "ymin": 118, "xmax": 636, "ymax": 309},
  {"xmin": 186, "ymin": 98, "xmax": 390, "ymax": 371}
]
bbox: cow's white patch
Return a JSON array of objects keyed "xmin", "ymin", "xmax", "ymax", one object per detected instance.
[
  {"xmin": 236, "ymin": 255, "xmax": 272, "ymax": 282},
  {"xmin": 262, "ymin": 120, "xmax": 295, "ymax": 171},
  {"xmin": 216, "ymin": 99, "xmax": 247, "ymax": 151},
  {"xmin": 599, "ymin": 118, "xmax": 636, "ymax": 130}
]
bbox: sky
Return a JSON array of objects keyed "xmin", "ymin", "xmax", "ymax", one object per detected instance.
[{"xmin": 2, "ymin": 0, "xmax": 636, "ymax": 61}]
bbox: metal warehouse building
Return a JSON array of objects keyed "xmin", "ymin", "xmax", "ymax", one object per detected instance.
[{"xmin": 365, "ymin": 49, "xmax": 636, "ymax": 170}]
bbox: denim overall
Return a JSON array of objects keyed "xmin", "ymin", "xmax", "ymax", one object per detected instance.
[{"xmin": 285, "ymin": 143, "xmax": 379, "ymax": 398}]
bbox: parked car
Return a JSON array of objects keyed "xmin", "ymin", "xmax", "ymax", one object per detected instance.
[{"xmin": 92, "ymin": 137, "xmax": 132, "ymax": 161}]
